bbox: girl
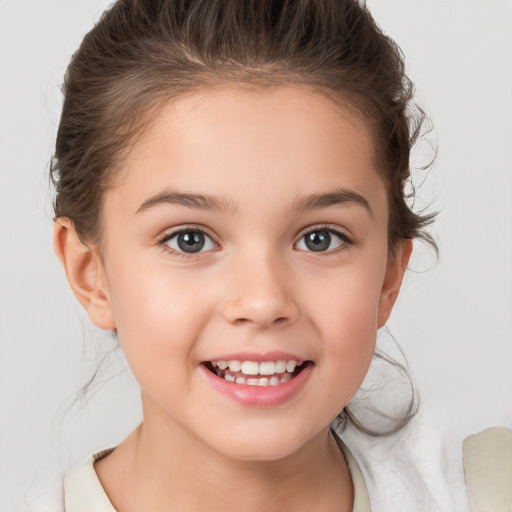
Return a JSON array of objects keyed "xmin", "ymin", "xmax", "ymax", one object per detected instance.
[{"xmin": 34, "ymin": 0, "xmax": 511, "ymax": 510}]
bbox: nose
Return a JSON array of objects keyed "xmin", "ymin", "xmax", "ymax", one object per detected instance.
[{"xmin": 221, "ymin": 252, "xmax": 299, "ymax": 329}]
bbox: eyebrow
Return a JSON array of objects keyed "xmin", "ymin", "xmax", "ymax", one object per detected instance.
[
  {"xmin": 136, "ymin": 190, "xmax": 238, "ymax": 214},
  {"xmin": 136, "ymin": 187, "xmax": 372, "ymax": 216},
  {"xmin": 293, "ymin": 189, "xmax": 373, "ymax": 216}
]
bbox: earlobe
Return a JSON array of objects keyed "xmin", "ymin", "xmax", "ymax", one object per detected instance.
[
  {"xmin": 377, "ymin": 239, "xmax": 413, "ymax": 328},
  {"xmin": 53, "ymin": 218, "xmax": 116, "ymax": 330}
]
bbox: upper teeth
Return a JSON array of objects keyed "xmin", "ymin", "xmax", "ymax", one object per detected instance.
[{"xmin": 212, "ymin": 360, "xmax": 302, "ymax": 375}]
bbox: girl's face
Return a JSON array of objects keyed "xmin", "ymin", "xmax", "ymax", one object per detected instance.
[{"xmin": 83, "ymin": 86, "xmax": 409, "ymax": 461}]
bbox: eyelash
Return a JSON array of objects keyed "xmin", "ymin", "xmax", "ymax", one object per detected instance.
[
  {"xmin": 158, "ymin": 226, "xmax": 218, "ymax": 259},
  {"xmin": 295, "ymin": 224, "xmax": 353, "ymax": 254},
  {"xmin": 157, "ymin": 224, "xmax": 352, "ymax": 258}
]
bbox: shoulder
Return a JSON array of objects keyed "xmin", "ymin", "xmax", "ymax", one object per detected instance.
[
  {"xmin": 463, "ymin": 427, "xmax": 512, "ymax": 512},
  {"xmin": 63, "ymin": 449, "xmax": 116, "ymax": 512},
  {"xmin": 337, "ymin": 408, "xmax": 471, "ymax": 512}
]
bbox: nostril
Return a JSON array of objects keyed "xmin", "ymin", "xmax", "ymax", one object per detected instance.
[
  {"xmin": 231, "ymin": 315, "xmax": 292, "ymax": 328},
  {"xmin": 231, "ymin": 317, "xmax": 250, "ymax": 327}
]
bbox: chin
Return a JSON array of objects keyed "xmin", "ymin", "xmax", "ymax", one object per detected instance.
[{"xmin": 206, "ymin": 424, "xmax": 317, "ymax": 463}]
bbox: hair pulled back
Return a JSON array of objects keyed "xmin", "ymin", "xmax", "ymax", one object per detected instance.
[
  {"xmin": 52, "ymin": 0, "xmax": 434, "ymax": 434},
  {"xmin": 52, "ymin": 0, "xmax": 434, "ymax": 249}
]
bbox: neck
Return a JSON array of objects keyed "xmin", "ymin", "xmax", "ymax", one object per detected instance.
[{"xmin": 95, "ymin": 403, "xmax": 353, "ymax": 512}]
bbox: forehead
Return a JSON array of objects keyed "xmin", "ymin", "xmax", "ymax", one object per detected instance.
[{"xmin": 109, "ymin": 85, "xmax": 387, "ymax": 219}]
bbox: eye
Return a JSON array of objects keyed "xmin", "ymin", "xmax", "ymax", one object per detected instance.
[
  {"xmin": 295, "ymin": 228, "xmax": 348, "ymax": 253},
  {"xmin": 162, "ymin": 229, "xmax": 217, "ymax": 254}
]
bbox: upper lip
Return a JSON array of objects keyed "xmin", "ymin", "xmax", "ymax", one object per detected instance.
[{"xmin": 202, "ymin": 351, "xmax": 308, "ymax": 363}]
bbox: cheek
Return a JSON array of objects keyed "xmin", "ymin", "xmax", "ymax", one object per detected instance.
[
  {"xmin": 310, "ymin": 260, "xmax": 383, "ymax": 335},
  {"xmin": 323, "ymin": 295, "xmax": 377, "ymax": 378},
  {"xmin": 308, "ymin": 265, "xmax": 384, "ymax": 393},
  {"xmin": 321, "ymin": 310, "xmax": 377, "ymax": 410},
  {"xmin": 104, "ymin": 254, "xmax": 211, "ymax": 377}
]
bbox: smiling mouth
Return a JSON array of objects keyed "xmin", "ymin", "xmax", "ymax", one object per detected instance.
[{"xmin": 204, "ymin": 360, "xmax": 309, "ymax": 387}]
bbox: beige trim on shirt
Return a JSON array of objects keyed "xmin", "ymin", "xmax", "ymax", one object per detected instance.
[
  {"xmin": 64, "ymin": 449, "xmax": 116, "ymax": 512},
  {"xmin": 336, "ymin": 437, "xmax": 372, "ymax": 512},
  {"xmin": 463, "ymin": 427, "xmax": 512, "ymax": 512}
]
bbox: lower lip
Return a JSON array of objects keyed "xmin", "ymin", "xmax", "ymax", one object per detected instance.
[{"xmin": 199, "ymin": 363, "xmax": 313, "ymax": 407}]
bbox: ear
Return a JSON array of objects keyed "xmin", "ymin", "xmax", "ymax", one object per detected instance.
[
  {"xmin": 377, "ymin": 239, "xmax": 413, "ymax": 328},
  {"xmin": 53, "ymin": 218, "xmax": 116, "ymax": 330}
]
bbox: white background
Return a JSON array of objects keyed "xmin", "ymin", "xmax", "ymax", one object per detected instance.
[{"xmin": 1, "ymin": 1, "xmax": 511, "ymax": 509}]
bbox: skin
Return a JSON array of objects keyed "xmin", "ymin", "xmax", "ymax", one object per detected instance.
[{"xmin": 54, "ymin": 85, "xmax": 412, "ymax": 512}]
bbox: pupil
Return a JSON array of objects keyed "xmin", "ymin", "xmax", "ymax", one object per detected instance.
[
  {"xmin": 177, "ymin": 231, "xmax": 205, "ymax": 253},
  {"xmin": 305, "ymin": 230, "xmax": 330, "ymax": 252}
]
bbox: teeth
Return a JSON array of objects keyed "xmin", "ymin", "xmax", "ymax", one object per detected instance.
[
  {"xmin": 275, "ymin": 360, "xmax": 287, "ymax": 373},
  {"xmin": 212, "ymin": 359, "xmax": 302, "ymax": 373},
  {"xmin": 259, "ymin": 361, "xmax": 276, "ymax": 375},
  {"xmin": 209, "ymin": 359, "xmax": 305, "ymax": 384},
  {"xmin": 228, "ymin": 360, "xmax": 241, "ymax": 372},
  {"xmin": 286, "ymin": 361, "xmax": 297, "ymax": 373},
  {"xmin": 239, "ymin": 360, "xmax": 298, "ymax": 376},
  {"xmin": 240, "ymin": 361, "xmax": 259, "ymax": 375},
  {"xmin": 223, "ymin": 372, "xmax": 294, "ymax": 386}
]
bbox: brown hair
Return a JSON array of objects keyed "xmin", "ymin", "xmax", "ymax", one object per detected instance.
[{"xmin": 51, "ymin": 0, "xmax": 435, "ymax": 433}]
